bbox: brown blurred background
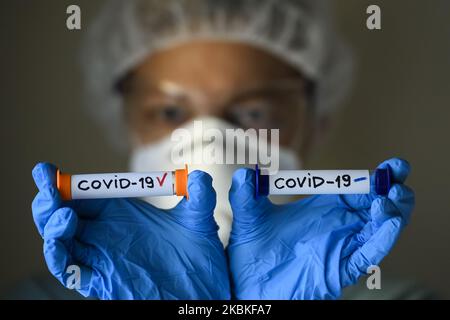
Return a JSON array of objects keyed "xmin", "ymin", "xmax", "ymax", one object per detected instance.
[{"xmin": 1, "ymin": 0, "xmax": 449, "ymax": 298}]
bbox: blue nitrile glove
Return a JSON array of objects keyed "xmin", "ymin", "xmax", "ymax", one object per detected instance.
[
  {"xmin": 227, "ymin": 158, "xmax": 414, "ymax": 300},
  {"xmin": 31, "ymin": 163, "xmax": 230, "ymax": 300}
]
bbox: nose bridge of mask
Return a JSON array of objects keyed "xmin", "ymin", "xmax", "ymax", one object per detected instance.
[
  {"xmin": 129, "ymin": 136, "xmax": 175, "ymax": 172},
  {"xmin": 129, "ymin": 117, "xmax": 246, "ymax": 207},
  {"xmin": 185, "ymin": 117, "xmax": 248, "ymax": 209},
  {"xmin": 128, "ymin": 117, "xmax": 230, "ymax": 169}
]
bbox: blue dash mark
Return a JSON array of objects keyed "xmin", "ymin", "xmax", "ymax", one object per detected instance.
[{"xmin": 354, "ymin": 177, "xmax": 367, "ymax": 183}]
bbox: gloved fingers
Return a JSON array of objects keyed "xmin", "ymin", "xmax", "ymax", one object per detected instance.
[
  {"xmin": 42, "ymin": 207, "xmax": 92, "ymax": 282},
  {"xmin": 176, "ymin": 170, "xmax": 216, "ymax": 213},
  {"xmin": 342, "ymin": 198, "xmax": 399, "ymax": 262},
  {"xmin": 368, "ymin": 186, "xmax": 413, "ymax": 231},
  {"xmin": 43, "ymin": 207, "xmax": 78, "ymax": 241},
  {"xmin": 43, "ymin": 238, "xmax": 93, "ymax": 292},
  {"xmin": 41, "ymin": 205, "xmax": 104, "ymax": 262},
  {"xmin": 341, "ymin": 221, "xmax": 374, "ymax": 258},
  {"xmin": 343, "ymin": 216, "xmax": 403, "ymax": 286},
  {"xmin": 229, "ymin": 168, "xmax": 272, "ymax": 232},
  {"xmin": 42, "ymin": 210, "xmax": 100, "ymax": 297},
  {"xmin": 338, "ymin": 158, "xmax": 411, "ymax": 211},
  {"xmin": 342, "ymin": 195, "xmax": 406, "ymax": 286},
  {"xmin": 71, "ymin": 239, "xmax": 102, "ymax": 267},
  {"xmin": 171, "ymin": 170, "xmax": 218, "ymax": 233},
  {"xmin": 386, "ymin": 184, "xmax": 415, "ymax": 225},
  {"xmin": 32, "ymin": 162, "xmax": 62, "ymax": 237},
  {"xmin": 355, "ymin": 196, "xmax": 406, "ymax": 237},
  {"xmin": 338, "ymin": 193, "xmax": 376, "ymax": 211},
  {"xmin": 370, "ymin": 197, "xmax": 400, "ymax": 230},
  {"xmin": 377, "ymin": 157, "xmax": 411, "ymax": 184},
  {"xmin": 43, "ymin": 238, "xmax": 71, "ymax": 280},
  {"xmin": 32, "ymin": 162, "xmax": 58, "ymax": 192}
]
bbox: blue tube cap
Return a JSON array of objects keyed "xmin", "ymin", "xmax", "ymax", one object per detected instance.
[
  {"xmin": 255, "ymin": 164, "xmax": 269, "ymax": 198},
  {"xmin": 374, "ymin": 168, "xmax": 392, "ymax": 195}
]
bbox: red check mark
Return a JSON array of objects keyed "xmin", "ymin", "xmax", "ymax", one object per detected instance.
[{"xmin": 157, "ymin": 172, "xmax": 168, "ymax": 187}]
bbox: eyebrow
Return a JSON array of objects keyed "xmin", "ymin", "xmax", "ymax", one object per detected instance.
[
  {"xmin": 116, "ymin": 75, "xmax": 190, "ymax": 99},
  {"xmin": 158, "ymin": 81, "xmax": 189, "ymax": 98},
  {"xmin": 229, "ymin": 79, "xmax": 307, "ymax": 101},
  {"xmin": 117, "ymin": 75, "xmax": 311, "ymax": 107}
]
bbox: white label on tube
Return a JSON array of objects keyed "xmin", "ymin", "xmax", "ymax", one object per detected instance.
[
  {"xmin": 71, "ymin": 172, "xmax": 174, "ymax": 199},
  {"xmin": 268, "ymin": 170, "xmax": 370, "ymax": 195}
]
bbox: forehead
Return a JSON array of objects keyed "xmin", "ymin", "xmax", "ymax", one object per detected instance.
[{"xmin": 129, "ymin": 41, "xmax": 303, "ymax": 92}]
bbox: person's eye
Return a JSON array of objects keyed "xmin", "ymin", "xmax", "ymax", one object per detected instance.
[
  {"xmin": 227, "ymin": 103, "xmax": 271, "ymax": 129},
  {"xmin": 151, "ymin": 104, "xmax": 188, "ymax": 125}
]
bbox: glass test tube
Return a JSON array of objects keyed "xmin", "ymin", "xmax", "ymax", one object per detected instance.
[
  {"xmin": 56, "ymin": 165, "xmax": 188, "ymax": 201},
  {"xmin": 255, "ymin": 165, "xmax": 391, "ymax": 197}
]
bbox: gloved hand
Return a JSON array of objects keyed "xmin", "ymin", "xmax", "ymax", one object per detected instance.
[
  {"xmin": 31, "ymin": 163, "xmax": 230, "ymax": 300},
  {"xmin": 227, "ymin": 158, "xmax": 414, "ymax": 300}
]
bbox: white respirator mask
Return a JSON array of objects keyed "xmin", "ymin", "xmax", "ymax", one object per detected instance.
[{"xmin": 129, "ymin": 116, "xmax": 302, "ymax": 246}]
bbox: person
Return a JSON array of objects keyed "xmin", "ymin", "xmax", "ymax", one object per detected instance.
[{"xmin": 29, "ymin": 0, "xmax": 417, "ymax": 299}]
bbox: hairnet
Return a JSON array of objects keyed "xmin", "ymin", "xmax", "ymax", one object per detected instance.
[{"xmin": 81, "ymin": 0, "xmax": 353, "ymax": 149}]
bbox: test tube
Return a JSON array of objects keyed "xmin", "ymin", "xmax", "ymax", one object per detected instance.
[
  {"xmin": 56, "ymin": 165, "xmax": 189, "ymax": 201},
  {"xmin": 255, "ymin": 165, "xmax": 391, "ymax": 197}
]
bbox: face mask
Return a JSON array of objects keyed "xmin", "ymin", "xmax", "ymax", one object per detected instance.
[{"xmin": 129, "ymin": 116, "xmax": 303, "ymax": 246}]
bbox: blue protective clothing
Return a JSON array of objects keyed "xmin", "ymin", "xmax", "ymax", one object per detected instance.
[
  {"xmin": 31, "ymin": 163, "xmax": 230, "ymax": 300},
  {"xmin": 227, "ymin": 158, "xmax": 414, "ymax": 299}
]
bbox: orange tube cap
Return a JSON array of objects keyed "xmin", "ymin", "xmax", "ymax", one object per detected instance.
[
  {"xmin": 56, "ymin": 169, "xmax": 72, "ymax": 201},
  {"xmin": 174, "ymin": 165, "xmax": 189, "ymax": 199}
]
